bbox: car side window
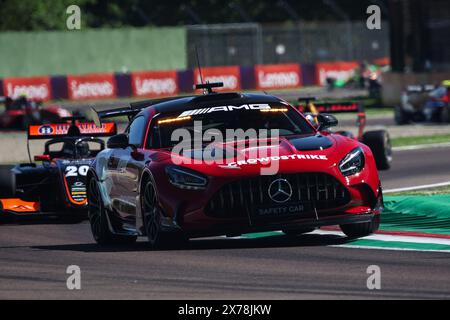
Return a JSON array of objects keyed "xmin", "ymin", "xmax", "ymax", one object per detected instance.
[{"xmin": 128, "ymin": 116, "xmax": 146, "ymax": 147}]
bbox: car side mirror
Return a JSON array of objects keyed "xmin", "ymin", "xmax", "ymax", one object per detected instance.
[
  {"xmin": 107, "ymin": 134, "xmax": 129, "ymax": 149},
  {"xmin": 317, "ymin": 113, "xmax": 338, "ymax": 130}
]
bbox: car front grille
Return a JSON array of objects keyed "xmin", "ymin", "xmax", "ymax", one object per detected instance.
[{"xmin": 206, "ymin": 172, "xmax": 350, "ymax": 218}]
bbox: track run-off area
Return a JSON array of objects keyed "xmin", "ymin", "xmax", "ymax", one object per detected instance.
[{"xmin": 0, "ymin": 142, "xmax": 450, "ymax": 299}]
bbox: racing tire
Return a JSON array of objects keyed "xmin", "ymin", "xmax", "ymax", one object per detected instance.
[
  {"xmin": 282, "ymin": 227, "xmax": 316, "ymax": 236},
  {"xmin": 394, "ymin": 105, "xmax": 410, "ymax": 125},
  {"xmin": 142, "ymin": 181, "xmax": 187, "ymax": 249},
  {"xmin": 362, "ymin": 130, "xmax": 392, "ymax": 170},
  {"xmin": 87, "ymin": 178, "xmax": 137, "ymax": 245},
  {"xmin": 0, "ymin": 165, "xmax": 15, "ymax": 198},
  {"xmin": 441, "ymin": 106, "xmax": 450, "ymax": 123},
  {"xmin": 340, "ymin": 215, "xmax": 380, "ymax": 238}
]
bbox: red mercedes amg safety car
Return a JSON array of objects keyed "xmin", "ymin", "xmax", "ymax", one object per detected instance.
[{"xmin": 87, "ymin": 83, "xmax": 383, "ymax": 248}]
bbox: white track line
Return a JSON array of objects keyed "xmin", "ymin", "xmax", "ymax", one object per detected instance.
[
  {"xmin": 313, "ymin": 230, "xmax": 450, "ymax": 246},
  {"xmin": 393, "ymin": 141, "xmax": 450, "ymax": 151},
  {"xmin": 384, "ymin": 181, "xmax": 450, "ymax": 194},
  {"xmin": 330, "ymin": 245, "xmax": 450, "ymax": 253}
]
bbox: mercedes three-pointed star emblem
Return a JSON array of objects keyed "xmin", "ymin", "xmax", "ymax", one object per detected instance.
[{"xmin": 268, "ymin": 178, "xmax": 293, "ymax": 203}]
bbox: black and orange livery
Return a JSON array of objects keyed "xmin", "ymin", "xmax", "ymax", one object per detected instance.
[{"xmin": 0, "ymin": 118, "xmax": 117, "ymax": 219}]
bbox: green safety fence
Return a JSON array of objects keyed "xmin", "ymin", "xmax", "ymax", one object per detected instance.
[{"xmin": 0, "ymin": 27, "xmax": 187, "ymax": 77}]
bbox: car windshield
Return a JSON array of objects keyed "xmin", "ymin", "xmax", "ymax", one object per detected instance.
[{"xmin": 147, "ymin": 103, "xmax": 315, "ymax": 149}]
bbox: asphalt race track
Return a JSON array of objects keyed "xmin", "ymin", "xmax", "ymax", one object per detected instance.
[
  {"xmin": 380, "ymin": 145, "xmax": 450, "ymax": 190},
  {"xmin": 0, "ymin": 145, "xmax": 450, "ymax": 299}
]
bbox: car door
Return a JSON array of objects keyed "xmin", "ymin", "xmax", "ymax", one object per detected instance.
[{"xmin": 113, "ymin": 116, "xmax": 147, "ymax": 224}]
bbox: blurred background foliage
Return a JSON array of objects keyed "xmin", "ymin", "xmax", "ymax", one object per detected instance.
[{"xmin": 0, "ymin": 0, "xmax": 388, "ymax": 31}]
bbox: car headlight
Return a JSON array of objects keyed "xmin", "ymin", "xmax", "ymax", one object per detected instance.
[
  {"xmin": 165, "ymin": 166, "xmax": 208, "ymax": 190},
  {"xmin": 339, "ymin": 147, "xmax": 365, "ymax": 176}
]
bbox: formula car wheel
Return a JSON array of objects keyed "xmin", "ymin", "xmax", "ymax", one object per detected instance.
[
  {"xmin": 441, "ymin": 106, "xmax": 450, "ymax": 123},
  {"xmin": 362, "ymin": 130, "xmax": 392, "ymax": 170},
  {"xmin": 0, "ymin": 165, "xmax": 15, "ymax": 198},
  {"xmin": 340, "ymin": 215, "xmax": 380, "ymax": 238},
  {"xmin": 394, "ymin": 105, "xmax": 410, "ymax": 125},
  {"xmin": 88, "ymin": 179, "xmax": 137, "ymax": 245},
  {"xmin": 143, "ymin": 181, "xmax": 186, "ymax": 249},
  {"xmin": 282, "ymin": 227, "xmax": 315, "ymax": 236}
]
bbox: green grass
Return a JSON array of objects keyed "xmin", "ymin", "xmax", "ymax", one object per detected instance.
[
  {"xmin": 391, "ymin": 133, "xmax": 450, "ymax": 147},
  {"xmin": 387, "ymin": 185, "xmax": 450, "ymax": 196}
]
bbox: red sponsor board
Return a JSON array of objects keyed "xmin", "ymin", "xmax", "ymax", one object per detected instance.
[
  {"xmin": 316, "ymin": 61, "xmax": 359, "ymax": 86},
  {"xmin": 67, "ymin": 73, "xmax": 117, "ymax": 100},
  {"xmin": 255, "ymin": 64, "xmax": 301, "ymax": 90},
  {"xmin": 131, "ymin": 70, "xmax": 178, "ymax": 98},
  {"xmin": 373, "ymin": 57, "xmax": 390, "ymax": 66},
  {"xmin": 3, "ymin": 76, "xmax": 52, "ymax": 101},
  {"xmin": 193, "ymin": 66, "xmax": 241, "ymax": 92}
]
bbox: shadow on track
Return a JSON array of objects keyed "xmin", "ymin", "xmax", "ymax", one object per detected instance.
[
  {"xmin": 0, "ymin": 216, "xmax": 86, "ymax": 226},
  {"xmin": 32, "ymin": 233, "xmax": 352, "ymax": 253}
]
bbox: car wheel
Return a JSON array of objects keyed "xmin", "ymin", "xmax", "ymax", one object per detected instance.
[
  {"xmin": 88, "ymin": 178, "xmax": 137, "ymax": 245},
  {"xmin": 143, "ymin": 181, "xmax": 186, "ymax": 249},
  {"xmin": 0, "ymin": 165, "xmax": 15, "ymax": 198},
  {"xmin": 282, "ymin": 227, "xmax": 315, "ymax": 236},
  {"xmin": 394, "ymin": 105, "xmax": 410, "ymax": 125},
  {"xmin": 441, "ymin": 106, "xmax": 450, "ymax": 123},
  {"xmin": 362, "ymin": 130, "xmax": 392, "ymax": 170},
  {"xmin": 340, "ymin": 215, "xmax": 380, "ymax": 238}
]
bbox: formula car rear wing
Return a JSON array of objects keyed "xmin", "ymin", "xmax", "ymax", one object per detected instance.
[
  {"xmin": 405, "ymin": 84, "xmax": 436, "ymax": 93},
  {"xmin": 28, "ymin": 122, "xmax": 117, "ymax": 140},
  {"xmin": 296, "ymin": 99, "xmax": 364, "ymax": 114},
  {"xmin": 296, "ymin": 98, "xmax": 366, "ymax": 140}
]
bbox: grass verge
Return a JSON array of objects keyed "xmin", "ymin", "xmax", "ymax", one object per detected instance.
[{"xmin": 391, "ymin": 133, "xmax": 450, "ymax": 147}]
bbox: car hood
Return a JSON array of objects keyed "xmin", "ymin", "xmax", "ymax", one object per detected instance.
[{"xmin": 164, "ymin": 133, "xmax": 361, "ymax": 177}]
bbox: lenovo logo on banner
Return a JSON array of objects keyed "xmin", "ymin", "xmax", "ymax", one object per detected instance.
[
  {"xmin": 194, "ymin": 66, "xmax": 241, "ymax": 91},
  {"xmin": 67, "ymin": 74, "xmax": 116, "ymax": 100},
  {"xmin": 316, "ymin": 61, "xmax": 359, "ymax": 86},
  {"xmin": 3, "ymin": 77, "xmax": 52, "ymax": 101},
  {"xmin": 255, "ymin": 64, "xmax": 301, "ymax": 90},
  {"xmin": 132, "ymin": 71, "xmax": 178, "ymax": 97}
]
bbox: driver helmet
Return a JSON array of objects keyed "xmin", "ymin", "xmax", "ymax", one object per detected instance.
[{"xmin": 76, "ymin": 141, "xmax": 90, "ymax": 158}]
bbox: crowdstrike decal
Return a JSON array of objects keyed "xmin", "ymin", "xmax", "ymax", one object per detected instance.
[{"xmin": 228, "ymin": 154, "xmax": 328, "ymax": 167}]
